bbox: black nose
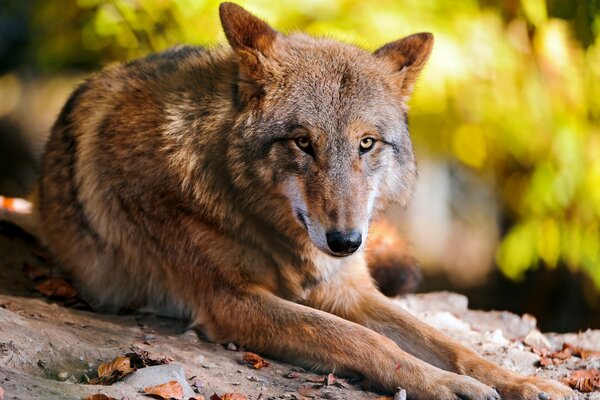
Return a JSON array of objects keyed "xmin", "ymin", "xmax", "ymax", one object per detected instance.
[{"xmin": 326, "ymin": 231, "xmax": 362, "ymax": 255}]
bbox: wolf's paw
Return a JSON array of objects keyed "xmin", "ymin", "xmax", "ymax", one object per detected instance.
[
  {"xmin": 424, "ymin": 372, "xmax": 500, "ymax": 400},
  {"xmin": 496, "ymin": 376, "xmax": 579, "ymax": 400}
]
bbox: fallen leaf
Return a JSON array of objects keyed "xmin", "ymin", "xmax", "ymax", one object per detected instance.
[
  {"xmin": 0, "ymin": 386, "xmax": 4, "ymax": 400},
  {"xmin": 98, "ymin": 356, "xmax": 131, "ymax": 378},
  {"xmin": 242, "ymin": 352, "xmax": 269, "ymax": 369},
  {"xmin": 325, "ymin": 373, "xmax": 335, "ymax": 386},
  {"xmin": 35, "ymin": 278, "xmax": 78, "ymax": 299},
  {"xmin": 560, "ymin": 369, "xmax": 600, "ymax": 393},
  {"xmin": 88, "ymin": 356, "xmax": 134, "ymax": 385},
  {"xmin": 188, "ymin": 396, "xmax": 205, "ymax": 400},
  {"xmin": 83, "ymin": 395, "xmax": 117, "ymax": 400},
  {"xmin": 297, "ymin": 385, "xmax": 321, "ymax": 398},
  {"xmin": 537, "ymin": 343, "xmax": 600, "ymax": 368},
  {"xmin": 144, "ymin": 380, "xmax": 183, "ymax": 399},
  {"xmin": 126, "ymin": 349, "xmax": 170, "ymax": 369},
  {"xmin": 210, "ymin": 394, "xmax": 247, "ymax": 400}
]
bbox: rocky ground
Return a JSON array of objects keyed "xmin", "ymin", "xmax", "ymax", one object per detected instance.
[{"xmin": 0, "ymin": 222, "xmax": 599, "ymax": 400}]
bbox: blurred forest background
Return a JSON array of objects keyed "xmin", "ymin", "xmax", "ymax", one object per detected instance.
[{"xmin": 0, "ymin": 0, "xmax": 599, "ymax": 331}]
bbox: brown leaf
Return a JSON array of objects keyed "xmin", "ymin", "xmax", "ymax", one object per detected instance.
[
  {"xmin": 88, "ymin": 356, "xmax": 134, "ymax": 385},
  {"xmin": 537, "ymin": 343, "xmax": 600, "ymax": 368},
  {"xmin": 305, "ymin": 375, "xmax": 326, "ymax": 383},
  {"xmin": 325, "ymin": 373, "xmax": 335, "ymax": 386},
  {"xmin": 560, "ymin": 369, "xmax": 600, "ymax": 393},
  {"xmin": 0, "ymin": 385, "xmax": 4, "ymax": 400},
  {"xmin": 297, "ymin": 385, "xmax": 322, "ymax": 398},
  {"xmin": 210, "ymin": 394, "xmax": 246, "ymax": 400},
  {"xmin": 144, "ymin": 380, "xmax": 183, "ymax": 399},
  {"xmin": 99, "ymin": 356, "xmax": 132, "ymax": 378},
  {"xmin": 83, "ymin": 395, "xmax": 117, "ymax": 400},
  {"xmin": 126, "ymin": 349, "xmax": 170, "ymax": 369},
  {"xmin": 35, "ymin": 278, "xmax": 78, "ymax": 299},
  {"xmin": 188, "ymin": 396, "xmax": 205, "ymax": 400},
  {"xmin": 242, "ymin": 352, "xmax": 269, "ymax": 369}
]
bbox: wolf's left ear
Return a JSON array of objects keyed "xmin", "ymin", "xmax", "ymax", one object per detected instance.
[
  {"xmin": 219, "ymin": 2, "xmax": 278, "ymax": 57},
  {"xmin": 374, "ymin": 33, "xmax": 434, "ymax": 97}
]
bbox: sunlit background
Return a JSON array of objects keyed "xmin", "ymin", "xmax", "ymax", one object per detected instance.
[{"xmin": 1, "ymin": 0, "xmax": 599, "ymax": 331}]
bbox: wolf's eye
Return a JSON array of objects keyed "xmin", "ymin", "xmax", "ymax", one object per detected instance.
[
  {"xmin": 295, "ymin": 136, "xmax": 312, "ymax": 153},
  {"xmin": 359, "ymin": 137, "xmax": 376, "ymax": 153}
]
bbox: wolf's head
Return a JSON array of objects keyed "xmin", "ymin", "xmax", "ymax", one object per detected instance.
[{"xmin": 220, "ymin": 3, "xmax": 432, "ymax": 257}]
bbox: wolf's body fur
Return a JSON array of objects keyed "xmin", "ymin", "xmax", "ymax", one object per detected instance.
[{"xmin": 35, "ymin": 3, "xmax": 576, "ymax": 399}]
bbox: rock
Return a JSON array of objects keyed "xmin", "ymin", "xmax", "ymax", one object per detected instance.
[
  {"xmin": 395, "ymin": 292, "xmax": 469, "ymax": 316},
  {"xmin": 119, "ymin": 363, "xmax": 196, "ymax": 398},
  {"xmin": 226, "ymin": 342, "xmax": 238, "ymax": 351},
  {"xmin": 394, "ymin": 388, "xmax": 407, "ymax": 400},
  {"xmin": 57, "ymin": 371, "xmax": 69, "ymax": 381},
  {"xmin": 463, "ymin": 310, "xmax": 537, "ymax": 340},
  {"xmin": 418, "ymin": 311, "xmax": 472, "ymax": 333},
  {"xmin": 524, "ymin": 330, "xmax": 552, "ymax": 350}
]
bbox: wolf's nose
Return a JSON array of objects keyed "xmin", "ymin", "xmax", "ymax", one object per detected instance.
[{"xmin": 326, "ymin": 231, "xmax": 362, "ymax": 255}]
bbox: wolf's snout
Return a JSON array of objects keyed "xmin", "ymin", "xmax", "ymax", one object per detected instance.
[{"xmin": 325, "ymin": 230, "xmax": 362, "ymax": 255}]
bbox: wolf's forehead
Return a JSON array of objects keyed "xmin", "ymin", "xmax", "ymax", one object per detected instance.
[{"xmin": 276, "ymin": 51, "xmax": 387, "ymax": 113}]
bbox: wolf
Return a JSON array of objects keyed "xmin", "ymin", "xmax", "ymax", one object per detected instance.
[{"xmin": 32, "ymin": 3, "xmax": 576, "ymax": 399}]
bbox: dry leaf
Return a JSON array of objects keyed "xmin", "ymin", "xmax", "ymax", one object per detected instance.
[
  {"xmin": 0, "ymin": 386, "xmax": 4, "ymax": 400},
  {"xmin": 98, "ymin": 356, "xmax": 132, "ymax": 378},
  {"xmin": 210, "ymin": 394, "xmax": 247, "ymax": 400},
  {"xmin": 144, "ymin": 380, "xmax": 184, "ymax": 399},
  {"xmin": 325, "ymin": 373, "xmax": 335, "ymax": 386},
  {"xmin": 297, "ymin": 385, "xmax": 322, "ymax": 398},
  {"xmin": 560, "ymin": 369, "xmax": 600, "ymax": 393},
  {"xmin": 83, "ymin": 395, "xmax": 117, "ymax": 400},
  {"xmin": 537, "ymin": 343, "xmax": 600, "ymax": 368},
  {"xmin": 188, "ymin": 396, "xmax": 205, "ymax": 400},
  {"xmin": 88, "ymin": 356, "xmax": 134, "ymax": 385},
  {"xmin": 126, "ymin": 349, "xmax": 170, "ymax": 368},
  {"xmin": 35, "ymin": 278, "xmax": 78, "ymax": 299},
  {"xmin": 242, "ymin": 352, "xmax": 269, "ymax": 369},
  {"xmin": 221, "ymin": 394, "xmax": 247, "ymax": 400}
]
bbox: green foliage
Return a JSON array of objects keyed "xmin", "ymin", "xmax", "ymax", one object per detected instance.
[{"xmin": 26, "ymin": 0, "xmax": 600, "ymax": 285}]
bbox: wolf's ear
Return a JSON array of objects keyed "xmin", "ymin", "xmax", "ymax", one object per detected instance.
[
  {"xmin": 219, "ymin": 2, "xmax": 278, "ymax": 56},
  {"xmin": 374, "ymin": 33, "xmax": 433, "ymax": 97}
]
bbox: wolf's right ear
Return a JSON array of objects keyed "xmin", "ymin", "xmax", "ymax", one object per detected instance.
[
  {"xmin": 219, "ymin": 3, "xmax": 278, "ymax": 58},
  {"xmin": 374, "ymin": 33, "xmax": 434, "ymax": 99}
]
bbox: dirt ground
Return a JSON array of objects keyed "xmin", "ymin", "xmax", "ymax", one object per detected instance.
[{"xmin": 1, "ymin": 222, "xmax": 599, "ymax": 400}]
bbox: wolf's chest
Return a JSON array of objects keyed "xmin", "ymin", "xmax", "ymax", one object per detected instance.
[{"xmin": 273, "ymin": 251, "xmax": 344, "ymax": 301}]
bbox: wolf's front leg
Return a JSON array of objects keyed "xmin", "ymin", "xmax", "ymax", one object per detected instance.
[
  {"xmin": 196, "ymin": 287, "xmax": 499, "ymax": 400},
  {"xmin": 308, "ymin": 268, "xmax": 578, "ymax": 400}
]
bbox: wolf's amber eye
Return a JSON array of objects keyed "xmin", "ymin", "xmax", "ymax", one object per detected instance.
[
  {"xmin": 295, "ymin": 136, "xmax": 311, "ymax": 152},
  {"xmin": 360, "ymin": 137, "xmax": 376, "ymax": 153}
]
